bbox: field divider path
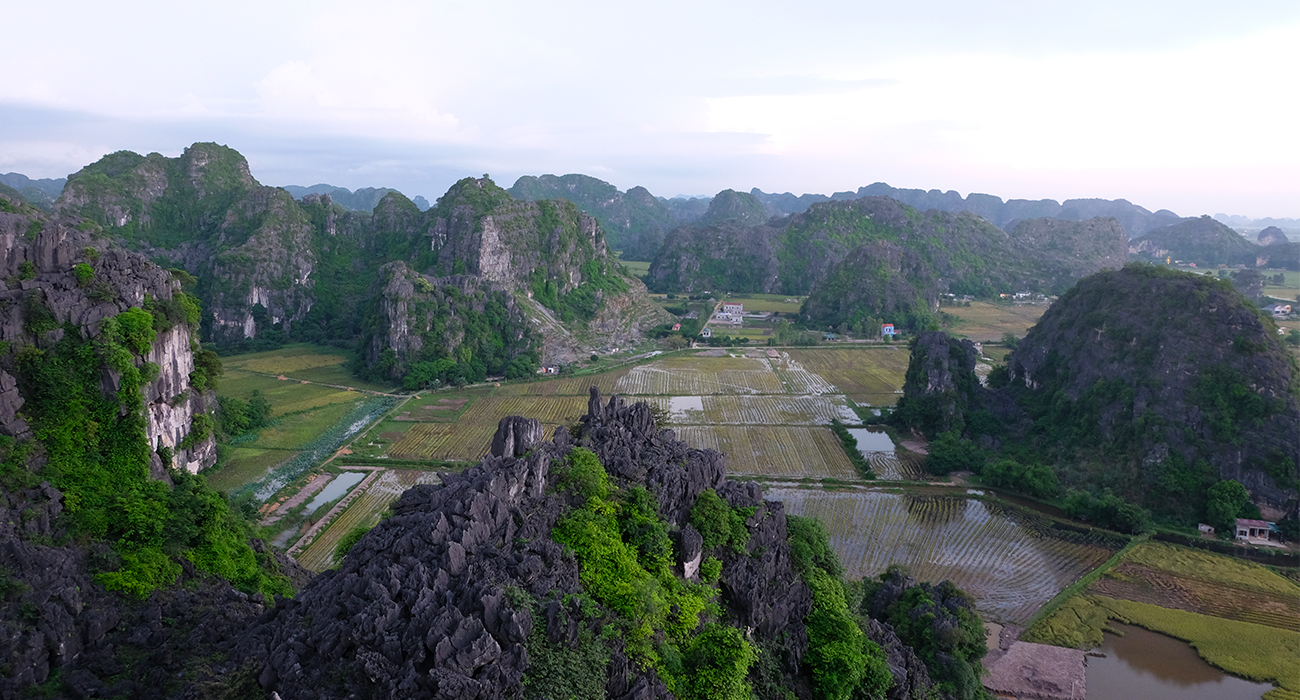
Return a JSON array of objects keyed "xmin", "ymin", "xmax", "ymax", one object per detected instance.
[
  {"xmin": 286, "ymin": 467, "xmax": 385, "ymax": 558},
  {"xmin": 228, "ymin": 368, "xmax": 407, "ymax": 397}
]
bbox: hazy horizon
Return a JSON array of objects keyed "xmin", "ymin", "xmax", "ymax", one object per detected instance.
[{"xmin": 3, "ymin": 1, "xmax": 1297, "ymax": 219}]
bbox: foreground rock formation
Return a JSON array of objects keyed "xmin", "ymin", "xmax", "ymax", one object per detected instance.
[{"xmin": 237, "ymin": 389, "xmax": 815, "ymax": 699}]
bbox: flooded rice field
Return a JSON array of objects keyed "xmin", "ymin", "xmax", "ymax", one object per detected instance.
[
  {"xmin": 769, "ymin": 489, "xmax": 1118, "ymax": 623},
  {"xmin": 845, "ymin": 427, "xmax": 926, "ymax": 480}
]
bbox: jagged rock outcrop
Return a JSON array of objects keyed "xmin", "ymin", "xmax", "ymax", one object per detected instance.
[
  {"xmin": 864, "ymin": 618, "xmax": 934, "ymax": 700},
  {"xmin": 893, "ymin": 331, "xmax": 983, "ymax": 437},
  {"xmin": 237, "ymin": 388, "xmax": 816, "ymax": 699}
]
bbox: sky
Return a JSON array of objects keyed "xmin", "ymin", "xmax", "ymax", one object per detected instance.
[{"xmin": 3, "ymin": 1, "xmax": 1298, "ymax": 218}]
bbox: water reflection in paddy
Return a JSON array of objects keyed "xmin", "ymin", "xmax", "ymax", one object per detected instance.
[
  {"xmin": 303, "ymin": 471, "xmax": 366, "ymax": 515},
  {"xmin": 846, "ymin": 427, "xmax": 895, "ymax": 453},
  {"xmin": 1087, "ymin": 623, "xmax": 1273, "ymax": 700}
]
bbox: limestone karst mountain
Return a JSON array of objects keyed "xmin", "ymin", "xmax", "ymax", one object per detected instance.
[{"xmin": 54, "ymin": 145, "xmax": 668, "ymax": 380}]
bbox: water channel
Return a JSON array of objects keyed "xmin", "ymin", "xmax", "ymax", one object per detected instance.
[{"xmin": 1086, "ymin": 623, "xmax": 1273, "ymax": 700}]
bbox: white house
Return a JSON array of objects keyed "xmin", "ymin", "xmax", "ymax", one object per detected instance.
[{"xmin": 722, "ymin": 302, "xmax": 743, "ymax": 315}]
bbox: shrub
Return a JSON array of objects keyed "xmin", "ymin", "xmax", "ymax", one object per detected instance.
[
  {"xmin": 690, "ymin": 489, "xmax": 751, "ymax": 552},
  {"xmin": 700, "ymin": 556, "xmax": 722, "ymax": 583},
  {"xmin": 73, "ymin": 263, "xmax": 94, "ymax": 287},
  {"xmin": 676, "ymin": 624, "xmax": 756, "ymax": 700}
]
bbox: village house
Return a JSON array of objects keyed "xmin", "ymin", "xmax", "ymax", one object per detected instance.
[
  {"xmin": 1264, "ymin": 303, "xmax": 1292, "ymax": 318},
  {"xmin": 881, "ymin": 323, "xmax": 896, "ymax": 338},
  {"xmin": 1235, "ymin": 518, "xmax": 1277, "ymax": 543},
  {"xmin": 700, "ymin": 327, "xmax": 712, "ymax": 338},
  {"xmin": 722, "ymin": 302, "xmax": 743, "ymax": 315}
]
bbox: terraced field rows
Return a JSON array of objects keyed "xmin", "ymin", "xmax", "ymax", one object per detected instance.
[
  {"xmin": 699, "ymin": 395, "xmax": 859, "ymax": 425},
  {"xmin": 769, "ymin": 489, "xmax": 1116, "ymax": 623},
  {"xmin": 388, "ymin": 423, "xmax": 497, "ymax": 461},
  {"xmin": 494, "ymin": 373, "xmax": 626, "ymax": 396},
  {"xmin": 458, "ymin": 396, "xmax": 590, "ymax": 426},
  {"xmin": 616, "ymin": 367, "xmax": 777, "ymax": 395},
  {"xmin": 784, "ymin": 348, "xmax": 909, "ymax": 398},
  {"xmin": 295, "ymin": 469, "xmax": 442, "ymax": 571},
  {"xmin": 867, "ymin": 452, "xmax": 927, "ymax": 481},
  {"xmin": 768, "ymin": 353, "xmax": 839, "ymax": 395},
  {"xmin": 672, "ymin": 426, "xmax": 858, "ymax": 479}
]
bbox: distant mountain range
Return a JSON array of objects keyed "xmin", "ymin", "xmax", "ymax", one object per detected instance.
[
  {"xmin": 507, "ymin": 174, "xmax": 1234, "ymax": 261},
  {"xmin": 281, "ymin": 183, "xmax": 431, "ymax": 212},
  {"xmin": 0, "ymin": 172, "xmax": 67, "ymax": 209}
]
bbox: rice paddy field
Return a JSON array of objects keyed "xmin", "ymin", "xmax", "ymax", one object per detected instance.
[
  {"xmin": 769, "ymin": 488, "xmax": 1120, "ymax": 624},
  {"xmin": 355, "ymin": 349, "xmax": 911, "ymax": 469},
  {"xmin": 941, "ymin": 301, "xmax": 1048, "ymax": 342},
  {"xmin": 672, "ymin": 426, "xmax": 858, "ymax": 479},
  {"xmin": 782, "ymin": 348, "xmax": 910, "ymax": 404},
  {"xmin": 294, "ymin": 469, "xmax": 442, "ymax": 572}
]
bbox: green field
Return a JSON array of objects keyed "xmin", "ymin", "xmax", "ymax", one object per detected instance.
[
  {"xmin": 221, "ymin": 344, "xmax": 398, "ymax": 394},
  {"xmin": 206, "ymin": 345, "xmax": 399, "ymax": 499},
  {"xmin": 942, "ymin": 301, "xmax": 1048, "ymax": 341},
  {"xmin": 722, "ymin": 293, "xmax": 806, "ymax": 314}
]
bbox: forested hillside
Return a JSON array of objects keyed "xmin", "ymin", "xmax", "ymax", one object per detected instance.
[{"xmin": 892, "ymin": 264, "xmax": 1300, "ymax": 531}]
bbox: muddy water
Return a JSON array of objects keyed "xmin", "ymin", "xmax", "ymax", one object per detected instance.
[{"xmin": 1087, "ymin": 623, "xmax": 1273, "ymax": 700}]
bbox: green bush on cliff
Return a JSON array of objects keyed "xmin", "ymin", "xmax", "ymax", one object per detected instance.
[
  {"xmin": 550, "ymin": 448, "xmax": 748, "ymax": 694},
  {"xmin": 12, "ymin": 310, "xmax": 290, "ymax": 599}
]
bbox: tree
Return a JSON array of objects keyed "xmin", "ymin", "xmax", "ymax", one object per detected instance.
[{"xmin": 1205, "ymin": 479, "xmax": 1252, "ymax": 536}]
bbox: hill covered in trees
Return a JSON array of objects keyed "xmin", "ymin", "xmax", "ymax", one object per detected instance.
[
  {"xmin": 1128, "ymin": 215, "xmax": 1261, "ymax": 267},
  {"xmin": 892, "ymin": 264, "xmax": 1299, "ymax": 532}
]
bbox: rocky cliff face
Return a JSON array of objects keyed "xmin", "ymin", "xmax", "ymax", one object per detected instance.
[
  {"xmin": 55, "ymin": 143, "xmax": 319, "ymax": 347},
  {"xmin": 360, "ymin": 261, "xmax": 539, "ymax": 380},
  {"xmin": 0, "ymin": 189, "xmax": 216, "ymax": 472},
  {"xmin": 52, "ymin": 146, "xmax": 667, "ymax": 378}
]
